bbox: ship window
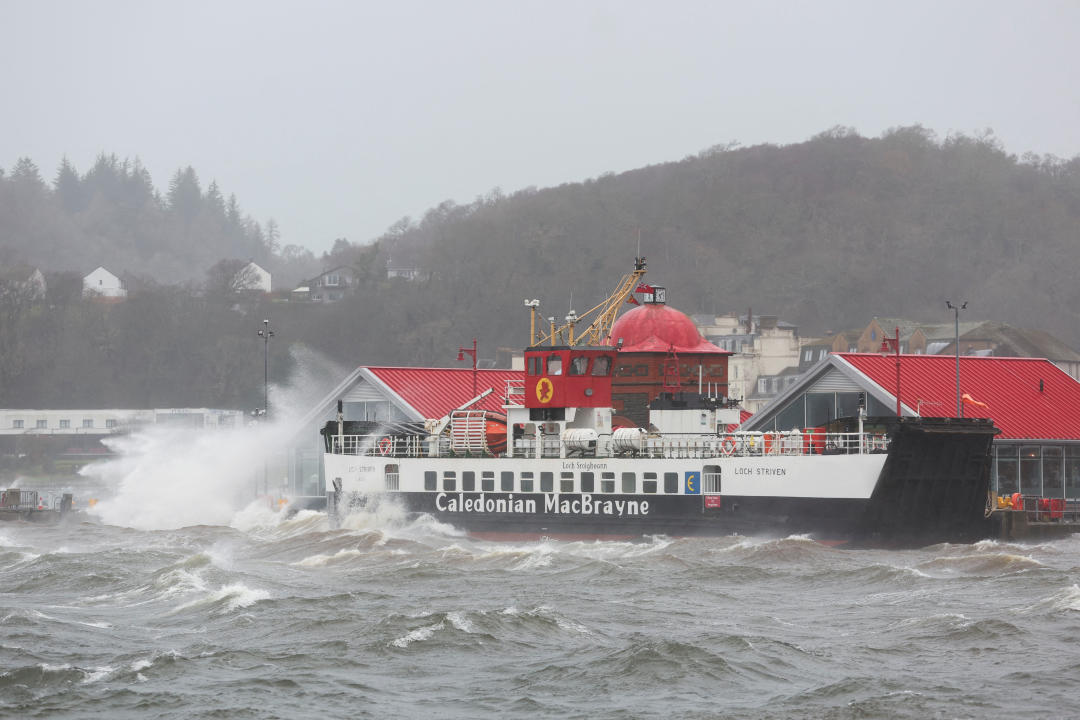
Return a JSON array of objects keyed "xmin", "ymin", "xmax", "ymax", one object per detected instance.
[
  {"xmin": 622, "ymin": 473, "xmax": 636, "ymax": 493},
  {"xmin": 521, "ymin": 471, "xmax": 534, "ymax": 493},
  {"xmin": 547, "ymin": 355, "xmax": 562, "ymax": 375},
  {"xmin": 664, "ymin": 472, "xmax": 678, "ymax": 493},
  {"xmin": 569, "ymin": 356, "xmax": 588, "ymax": 375},
  {"xmin": 643, "ymin": 480, "xmax": 657, "ymax": 494},
  {"xmin": 591, "ymin": 356, "xmax": 612, "ymax": 376},
  {"xmin": 528, "ymin": 356, "xmax": 542, "ymax": 376},
  {"xmin": 482, "ymin": 471, "xmax": 495, "ymax": 492},
  {"xmin": 560, "ymin": 472, "xmax": 574, "ymax": 493},
  {"xmin": 462, "ymin": 471, "xmax": 475, "ymax": 492},
  {"xmin": 581, "ymin": 472, "xmax": 595, "ymax": 493},
  {"xmin": 540, "ymin": 472, "xmax": 553, "ymax": 492},
  {"xmin": 501, "ymin": 471, "xmax": 514, "ymax": 492},
  {"xmin": 601, "ymin": 471, "xmax": 615, "ymax": 494},
  {"xmin": 443, "ymin": 471, "xmax": 456, "ymax": 492},
  {"xmin": 424, "ymin": 471, "xmax": 437, "ymax": 491}
]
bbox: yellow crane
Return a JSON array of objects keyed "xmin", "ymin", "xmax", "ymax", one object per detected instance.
[{"xmin": 524, "ymin": 257, "xmax": 647, "ymax": 347}]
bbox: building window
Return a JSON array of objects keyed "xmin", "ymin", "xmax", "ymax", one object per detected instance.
[
  {"xmin": 12, "ymin": 419, "xmax": 23, "ymax": 429},
  {"xmin": 82, "ymin": 419, "xmax": 93, "ymax": 429},
  {"xmin": 59, "ymin": 419, "xmax": 70, "ymax": 429}
]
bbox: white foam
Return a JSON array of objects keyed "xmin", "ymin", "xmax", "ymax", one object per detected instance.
[
  {"xmin": 391, "ymin": 621, "xmax": 445, "ymax": 648},
  {"xmin": 80, "ymin": 666, "xmax": 115, "ymax": 684},
  {"xmin": 80, "ymin": 347, "xmax": 345, "ymax": 531}
]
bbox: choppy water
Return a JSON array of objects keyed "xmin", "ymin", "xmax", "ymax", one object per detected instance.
[{"xmin": 3, "ymin": 502, "xmax": 1080, "ymax": 719}]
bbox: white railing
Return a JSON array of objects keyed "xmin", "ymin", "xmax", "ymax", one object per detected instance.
[
  {"xmin": 330, "ymin": 430, "xmax": 890, "ymax": 460},
  {"xmin": 505, "ymin": 380, "xmax": 525, "ymax": 406}
]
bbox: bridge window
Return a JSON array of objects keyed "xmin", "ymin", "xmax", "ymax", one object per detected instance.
[
  {"xmin": 622, "ymin": 473, "xmax": 636, "ymax": 493},
  {"xmin": 521, "ymin": 472, "xmax": 534, "ymax": 493},
  {"xmin": 569, "ymin": 356, "xmax": 588, "ymax": 375},
  {"xmin": 664, "ymin": 472, "xmax": 678, "ymax": 494},
  {"xmin": 424, "ymin": 471, "xmax": 437, "ymax": 491},
  {"xmin": 540, "ymin": 472, "xmax": 553, "ymax": 492},
  {"xmin": 560, "ymin": 472, "xmax": 574, "ymax": 493},
  {"xmin": 106, "ymin": 419, "xmax": 117, "ymax": 429},
  {"xmin": 463, "ymin": 471, "xmax": 475, "ymax": 492},
  {"xmin": 36, "ymin": 419, "xmax": 46, "ymax": 429},
  {"xmin": 12, "ymin": 420, "xmax": 23, "ymax": 429},
  {"xmin": 82, "ymin": 419, "xmax": 93, "ymax": 429},
  {"xmin": 443, "ymin": 471, "xmax": 456, "ymax": 492},
  {"xmin": 528, "ymin": 356, "xmax": 542, "ymax": 375},
  {"xmin": 547, "ymin": 355, "xmax": 562, "ymax": 375},
  {"xmin": 59, "ymin": 419, "xmax": 70, "ymax": 429},
  {"xmin": 501, "ymin": 471, "xmax": 514, "ymax": 492},
  {"xmin": 591, "ymin": 356, "xmax": 612, "ymax": 376},
  {"xmin": 601, "ymin": 472, "xmax": 615, "ymax": 493},
  {"xmin": 482, "ymin": 471, "xmax": 495, "ymax": 492},
  {"xmin": 581, "ymin": 472, "xmax": 595, "ymax": 493}
]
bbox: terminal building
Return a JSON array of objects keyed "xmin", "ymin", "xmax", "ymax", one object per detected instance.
[{"xmin": 742, "ymin": 353, "xmax": 1080, "ymax": 500}]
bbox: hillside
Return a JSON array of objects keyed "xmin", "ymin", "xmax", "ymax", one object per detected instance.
[
  {"xmin": 375, "ymin": 126, "xmax": 1080, "ymax": 352},
  {"xmin": 2, "ymin": 126, "xmax": 1080, "ymax": 409}
]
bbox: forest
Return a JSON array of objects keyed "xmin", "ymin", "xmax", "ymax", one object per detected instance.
[{"xmin": 2, "ymin": 126, "xmax": 1080, "ymax": 410}]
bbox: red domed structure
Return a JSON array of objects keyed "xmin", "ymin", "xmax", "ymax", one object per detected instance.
[
  {"xmin": 603, "ymin": 287, "xmax": 731, "ymax": 427},
  {"xmin": 608, "ymin": 303, "xmax": 726, "ymax": 354}
]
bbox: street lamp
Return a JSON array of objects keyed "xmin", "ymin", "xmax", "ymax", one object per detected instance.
[
  {"xmin": 945, "ymin": 301, "xmax": 967, "ymax": 417},
  {"xmin": 457, "ymin": 338, "xmax": 478, "ymax": 397},
  {"xmin": 258, "ymin": 319, "xmax": 274, "ymax": 419},
  {"xmin": 878, "ymin": 326, "xmax": 901, "ymax": 417}
]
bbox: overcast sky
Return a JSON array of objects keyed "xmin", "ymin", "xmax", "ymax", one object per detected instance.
[{"xmin": 3, "ymin": 0, "xmax": 1079, "ymax": 254}]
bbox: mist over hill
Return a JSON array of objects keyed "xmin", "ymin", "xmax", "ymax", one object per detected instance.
[
  {"xmin": 2, "ymin": 126, "xmax": 1080, "ymax": 409},
  {"xmin": 378, "ymin": 125, "xmax": 1080, "ymax": 349}
]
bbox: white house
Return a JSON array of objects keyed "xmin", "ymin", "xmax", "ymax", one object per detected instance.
[
  {"xmin": 82, "ymin": 267, "xmax": 127, "ymax": 299},
  {"xmin": 233, "ymin": 262, "xmax": 272, "ymax": 293}
]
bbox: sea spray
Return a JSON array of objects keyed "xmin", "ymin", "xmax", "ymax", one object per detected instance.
[{"xmin": 80, "ymin": 345, "xmax": 347, "ymax": 531}]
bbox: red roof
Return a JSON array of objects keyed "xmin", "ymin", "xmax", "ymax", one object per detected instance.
[
  {"xmin": 838, "ymin": 353, "xmax": 1080, "ymax": 440},
  {"xmin": 606, "ymin": 303, "xmax": 728, "ymax": 354},
  {"xmin": 367, "ymin": 367, "xmax": 523, "ymax": 418}
]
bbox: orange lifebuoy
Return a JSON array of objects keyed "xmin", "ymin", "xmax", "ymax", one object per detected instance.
[
  {"xmin": 378, "ymin": 437, "xmax": 393, "ymax": 455},
  {"xmin": 721, "ymin": 436, "xmax": 736, "ymax": 456}
]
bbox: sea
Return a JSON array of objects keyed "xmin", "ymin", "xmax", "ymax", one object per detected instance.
[{"xmin": 3, "ymin": 422, "xmax": 1080, "ymax": 719}]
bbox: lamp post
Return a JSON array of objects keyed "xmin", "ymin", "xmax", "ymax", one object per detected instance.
[
  {"xmin": 258, "ymin": 319, "xmax": 274, "ymax": 419},
  {"xmin": 878, "ymin": 326, "xmax": 901, "ymax": 417},
  {"xmin": 457, "ymin": 338, "xmax": 478, "ymax": 397},
  {"xmin": 945, "ymin": 301, "xmax": 967, "ymax": 417}
]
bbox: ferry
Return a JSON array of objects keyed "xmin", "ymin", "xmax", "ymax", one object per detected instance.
[{"xmin": 321, "ymin": 260, "xmax": 999, "ymax": 545}]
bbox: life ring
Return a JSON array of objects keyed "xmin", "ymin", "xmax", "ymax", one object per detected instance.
[
  {"xmin": 378, "ymin": 436, "xmax": 393, "ymax": 455},
  {"xmin": 721, "ymin": 436, "xmax": 737, "ymax": 456}
]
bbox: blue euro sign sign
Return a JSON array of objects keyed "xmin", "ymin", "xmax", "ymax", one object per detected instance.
[{"xmin": 685, "ymin": 471, "xmax": 700, "ymax": 495}]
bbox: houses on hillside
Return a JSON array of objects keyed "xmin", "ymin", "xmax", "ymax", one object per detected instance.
[{"xmin": 82, "ymin": 266, "xmax": 127, "ymax": 300}]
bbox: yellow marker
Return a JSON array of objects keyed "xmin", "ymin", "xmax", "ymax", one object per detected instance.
[{"xmin": 535, "ymin": 377, "xmax": 554, "ymax": 404}]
